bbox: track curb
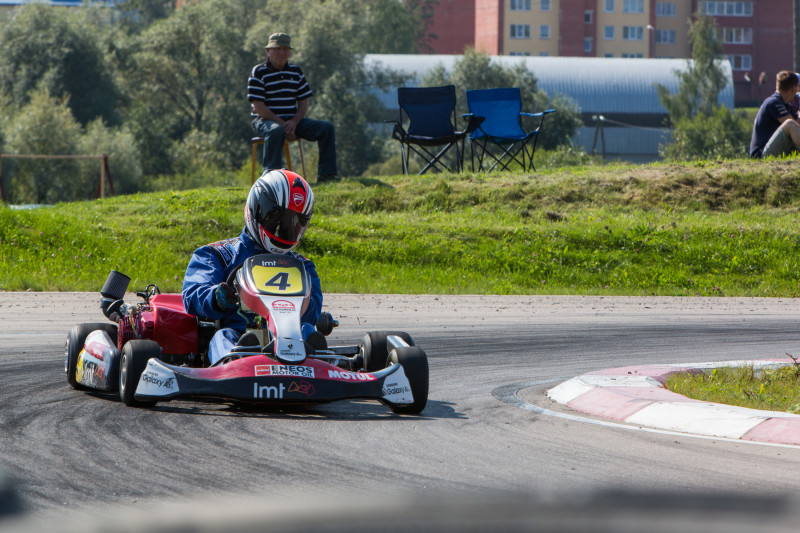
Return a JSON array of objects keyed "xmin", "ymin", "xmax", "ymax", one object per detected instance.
[{"xmin": 547, "ymin": 359, "xmax": 800, "ymax": 446}]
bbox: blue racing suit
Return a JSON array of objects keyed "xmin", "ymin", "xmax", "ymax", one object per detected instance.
[{"xmin": 182, "ymin": 228, "xmax": 323, "ymax": 364}]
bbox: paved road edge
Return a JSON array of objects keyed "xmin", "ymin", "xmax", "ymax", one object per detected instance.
[{"xmin": 547, "ymin": 359, "xmax": 800, "ymax": 446}]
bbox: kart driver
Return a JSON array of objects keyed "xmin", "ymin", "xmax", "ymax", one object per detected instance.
[{"xmin": 182, "ymin": 169, "xmax": 323, "ymax": 365}]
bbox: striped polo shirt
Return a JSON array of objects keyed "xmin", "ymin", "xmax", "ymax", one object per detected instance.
[{"xmin": 247, "ymin": 61, "xmax": 312, "ymax": 120}]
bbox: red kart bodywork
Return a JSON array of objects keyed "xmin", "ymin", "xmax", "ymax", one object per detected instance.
[{"xmin": 118, "ymin": 294, "xmax": 199, "ymax": 355}]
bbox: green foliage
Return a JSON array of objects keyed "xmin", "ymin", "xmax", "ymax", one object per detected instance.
[
  {"xmin": 656, "ymin": 14, "xmax": 729, "ymax": 121},
  {"xmin": 124, "ymin": 0, "xmax": 259, "ymax": 172},
  {"xmin": 4, "ymin": 160, "xmax": 800, "ymax": 295},
  {"xmin": 5, "ymin": 88, "xmax": 84, "ymax": 204},
  {"xmin": 247, "ymin": 0, "xmax": 409, "ymax": 176},
  {"xmin": 0, "ymin": 4, "xmax": 121, "ymax": 126},
  {"xmin": 661, "ymin": 106, "xmax": 751, "ymax": 161},
  {"xmin": 656, "ymin": 14, "xmax": 743, "ymax": 162},
  {"xmin": 77, "ymin": 119, "xmax": 143, "ymax": 196},
  {"xmin": 666, "ymin": 362, "xmax": 800, "ymax": 413}
]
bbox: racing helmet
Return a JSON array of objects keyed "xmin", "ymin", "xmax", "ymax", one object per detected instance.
[{"xmin": 244, "ymin": 169, "xmax": 314, "ymax": 254}]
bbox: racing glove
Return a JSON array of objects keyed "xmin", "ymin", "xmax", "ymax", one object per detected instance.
[{"xmin": 212, "ymin": 282, "xmax": 239, "ymax": 312}]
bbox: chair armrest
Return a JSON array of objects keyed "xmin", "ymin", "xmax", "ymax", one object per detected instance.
[
  {"xmin": 521, "ymin": 109, "xmax": 556, "ymax": 118},
  {"xmin": 461, "ymin": 113, "xmax": 485, "ymax": 135},
  {"xmin": 385, "ymin": 120, "xmax": 407, "ymax": 141}
]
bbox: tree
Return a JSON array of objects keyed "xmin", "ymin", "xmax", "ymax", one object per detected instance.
[
  {"xmin": 404, "ymin": 0, "xmax": 439, "ymax": 53},
  {"xmin": 656, "ymin": 14, "xmax": 729, "ymax": 120},
  {"xmin": 656, "ymin": 13, "xmax": 746, "ymax": 160},
  {"xmin": 5, "ymin": 88, "xmax": 84, "ymax": 204},
  {"xmin": 123, "ymin": 0, "xmax": 262, "ymax": 174},
  {"xmin": 247, "ymin": 0, "xmax": 406, "ymax": 176},
  {"xmin": 0, "ymin": 4, "xmax": 121, "ymax": 127}
]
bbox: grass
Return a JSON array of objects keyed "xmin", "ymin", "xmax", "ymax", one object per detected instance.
[
  {"xmin": 3, "ymin": 157, "xmax": 800, "ymax": 295},
  {"xmin": 666, "ymin": 357, "xmax": 800, "ymax": 414}
]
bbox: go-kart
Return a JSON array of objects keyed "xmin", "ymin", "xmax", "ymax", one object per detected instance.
[{"xmin": 64, "ymin": 254, "xmax": 429, "ymax": 414}]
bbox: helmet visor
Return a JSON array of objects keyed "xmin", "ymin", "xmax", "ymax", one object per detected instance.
[{"xmin": 259, "ymin": 207, "xmax": 311, "ymax": 249}]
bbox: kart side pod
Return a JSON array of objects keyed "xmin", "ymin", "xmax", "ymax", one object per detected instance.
[{"xmin": 76, "ymin": 329, "xmax": 122, "ymax": 391}]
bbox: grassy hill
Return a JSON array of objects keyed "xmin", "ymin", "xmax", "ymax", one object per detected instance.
[{"xmin": 2, "ymin": 159, "xmax": 800, "ymax": 296}]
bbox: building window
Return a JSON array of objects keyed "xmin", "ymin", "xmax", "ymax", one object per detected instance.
[
  {"xmin": 585, "ymin": 10, "xmax": 593, "ymax": 23},
  {"xmin": 510, "ymin": 24, "xmax": 531, "ymax": 39},
  {"xmin": 604, "ymin": 53, "xmax": 614, "ymax": 57},
  {"xmin": 541, "ymin": 0, "xmax": 551, "ymax": 12},
  {"xmin": 622, "ymin": 26, "xmax": 643, "ymax": 40},
  {"xmin": 539, "ymin": 24, "xmax": 550, "ymax": 39},
  {"xmin": 622, "ymin": 53, "xmax": 644, "ymax": 58},
  {"xmin": 728, "ymin": 54, "xmax": 752, "ymax": 70},
  {"xmin": 509, "ymin": 51, "xmax": 531, "ymax": 56},
  {"xmin": 584, "ymin": 37, "xmax": 593, "ymax": 52},
  {"xmin": 718, "ymin": 27, "xmax": 753, "ymax": 44},
  {"xmin": 622, "ymin": 0, "xmax": 644, "ymax": 13},
  {"xmin": 510, "ymin": 0, "xmax": 532, "ymax": 11},
  {"xmin": 604, "ymin": 0, "xmax": 614, "ymax": 13},
  {"xmin": 539, "ymin": 52, "xmax": 550, "ymax": 56},
  {"xmin": 701, "ymin": 2, "xmax": 753, "ymax": 17},
  {"xmin": 604, "ymin": 25, "xmax": 615, "ymax": 40},
  {"xmin": 655, "ymin": 2, "xmax": 676, "ymax": 16},
  {"xmin": 655, "ymin": 29, "xmax": 676, "ymax": 44}
]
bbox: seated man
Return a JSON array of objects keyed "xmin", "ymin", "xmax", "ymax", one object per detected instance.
[
  {"xmin": 247, "ymin": 32, "xmax": 338, "ymax": 182},
  {"xmin": 750, "ymin": 71, "xmax": 800, "ymax": 158}
]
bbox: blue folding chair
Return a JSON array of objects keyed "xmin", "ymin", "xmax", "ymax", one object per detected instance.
[
  {"xmin": 465, "ymin": 88, "xmax": 555, "ymax": 172},
  {"xmin": 386, "ymin": 85, "xmax": 483, "ymax": 175}
]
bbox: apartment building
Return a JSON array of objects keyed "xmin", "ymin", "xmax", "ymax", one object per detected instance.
[{"xmin": 428, "ymin": 0, "xmax": 791, "ymax": 106}]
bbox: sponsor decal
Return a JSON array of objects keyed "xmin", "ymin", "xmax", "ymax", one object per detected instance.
[
  {"xmin": 289, "ymin": 381, "xmax": 315, "ymax": 396},
  {"xmin": 76, "ymin": 351, "xmax": 86, "ymax": 382},
  {"xmin": 253, "ymin": 382, "xmax": 286, "ymax": 399},
  {"xmin": 271, "ymin": 300, "xmax": 296, "ymax": 313},
  {"xmin": 327, "ymin": 370, "xmax": 376, "ymax": 382},
  {"xmin": 254, "ymin": 365, "xmax": 315, "ymax": 378},
  {"xmin": 292, "ymin": 192, "xmax": 305, "ymax": 207},
  {"xmin": 141, "ymin": 371, "xmax": 175, "ymax": 390},
  {"xmin": 382, "ymin": 385, "xmax": 411, "ymax": 396}
]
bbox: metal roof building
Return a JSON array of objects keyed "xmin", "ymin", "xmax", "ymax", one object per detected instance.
[{"xmin": 365, "ymin": 54, "xmax": 735, "ymax": 162}]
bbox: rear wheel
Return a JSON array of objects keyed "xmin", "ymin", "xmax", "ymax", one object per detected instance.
[
  {"xmin": 360, "ymin": 331, "xmax": 414, "ymax": 372},
  {"xmin": 387, "ymin": 346, "xmax": 429, "ymax": 415},
  {"xmin": 119, "ymin": 340, "xmax": 160, "ymax": 407},
  {"xmin": 65, "ymin": 323, "xmax": 118, "ymax": 390}
]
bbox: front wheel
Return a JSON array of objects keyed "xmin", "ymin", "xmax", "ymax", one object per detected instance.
[
  {"xmin": 119, "ymin": 340, "xmax": 160, "ymax": 407},
  {"xmin": 65, "ymin": 322, "xmax": 118, "ymax": 390},
  {"xmin": 360, "ymin": 331, "xmax": 414, "ymax": 372},
  {"xmin": 387, "ymin": 346, "xmax": 429, "ymax": 415}
]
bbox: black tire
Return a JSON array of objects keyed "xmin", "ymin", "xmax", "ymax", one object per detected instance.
[
  {"xmin": 119, "ymin": 340, "xmax": 160, "ymax": 407},
  {"xmin": 387, "ymin": 346, "xmax": 429, "ymax": 415},
  {"xmin": 360, "ymin": 331, "xmax": 414, "ymax": 372},
  {"xmin": 65, "ymin": 322, "xmax": 118, "ymax": 390}
]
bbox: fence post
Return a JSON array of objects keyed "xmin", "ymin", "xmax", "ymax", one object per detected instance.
[{"xmin": 0, "ymin": 154, "xmax": 5, "ymax": 202}]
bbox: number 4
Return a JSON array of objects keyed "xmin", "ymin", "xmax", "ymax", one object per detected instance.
[{"xmin": 265, "ymin": 272, "xmax": 291, "ymax": 292}]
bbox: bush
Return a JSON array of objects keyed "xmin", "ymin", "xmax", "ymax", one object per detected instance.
[{"xmin": 661, "ymin": 106, "xmax": 751, "ymax": 161}]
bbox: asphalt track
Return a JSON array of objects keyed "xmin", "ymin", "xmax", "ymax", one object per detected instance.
[{"xmin": 3, "ymin": 292, "xmax": 800, "ymax": 531}]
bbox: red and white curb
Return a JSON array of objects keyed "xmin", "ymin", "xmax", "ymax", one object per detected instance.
[{"xmin": 547, "ymin": 359, "xmax": 800, "ymax": 446}]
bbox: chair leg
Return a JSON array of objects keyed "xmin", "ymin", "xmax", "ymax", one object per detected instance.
[
  {"xmin": 297, "ymin": 140, "xmax": 306, "ymax": 178},
  {"xmin": 283, "ymin": 142, "xmax": 293, "ymax": 171},
  {"xmin": 251, "ymin": 139, "xmax": 264, "ymax": 184}
]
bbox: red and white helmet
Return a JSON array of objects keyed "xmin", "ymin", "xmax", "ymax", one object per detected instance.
[{"xmin": 244, "ymin": 169, "xmax": 314, "ymax": 254}]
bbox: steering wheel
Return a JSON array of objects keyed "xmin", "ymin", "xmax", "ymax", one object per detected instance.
[{"xmin": 225, "ymin": 262, "xmax": 244, "ymax": 289}]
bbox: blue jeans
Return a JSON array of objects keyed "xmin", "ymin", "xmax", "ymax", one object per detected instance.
[
  {"xmin": 208, "ymin": 323, "xmax": 318, "ymax": 365},
  {"xmin": 252, "ymin": 117, "xmax": 337, "ymax": 178}
]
